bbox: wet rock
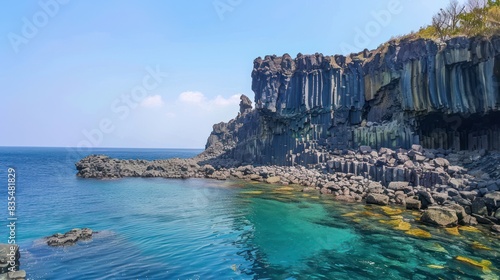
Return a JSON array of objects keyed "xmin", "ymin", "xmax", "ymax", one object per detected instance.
[
  {"xmin": 492, "ymin": 224, "xmax": 500, "ymax": 233},
  {"xmin": 366, "ymin": 193, "xmax": 389, "ymax": 206},
  {"xmin": 266, "ymin": 176, "xmax": 281, "ymax": 184},
  {"xmin": 472, "ymin": 198, "xmax": 488, "ymax": 215},
  {"xmin": 461, "ymin": 214, "xmax": 478, "ymax": 226},
  {"xmin": 418, "ymin": 190, "xmax": 435, "ymax": 208},
  {"xmin": 406, "ymin": 198, "xmax": 422, "ymax": 210},
  {"xmin": 46, "ymin": 228, "xmax": 94, "ymax": 247},
  {"xmin": 421, "ymin": 206, "xmax": 458, "ymax": 227}
]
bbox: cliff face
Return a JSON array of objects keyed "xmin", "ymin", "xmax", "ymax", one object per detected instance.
[{"xmin": 204, "ymin": 36, "xmax": 500, "ymax": 166}]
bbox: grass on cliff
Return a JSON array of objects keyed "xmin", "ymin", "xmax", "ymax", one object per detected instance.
[{"xmin": 418, "ymin": 0, "xmax": 500, "ymax": 40}]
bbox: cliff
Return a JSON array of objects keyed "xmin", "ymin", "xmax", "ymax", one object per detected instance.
[{"xmin": 204, "ymin": 36, "xmax": 500, "ymax": 166}]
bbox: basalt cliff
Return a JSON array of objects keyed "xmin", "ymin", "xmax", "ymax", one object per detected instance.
[
  {"xmin": 77, "ymin": 35, "xmax": 500, "ymax": 229},
  {"xmin": 204, "ymin": 36, "xmax": 500, "ymax": 166}
]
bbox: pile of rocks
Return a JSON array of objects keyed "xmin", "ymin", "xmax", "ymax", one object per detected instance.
[
  {"xmin": 0, "ymin": 244, "xmax": 26, "ymax": 280},
  {"xmin": 45, "ymin": 228, "xmax": 94, "ymax": 247}
]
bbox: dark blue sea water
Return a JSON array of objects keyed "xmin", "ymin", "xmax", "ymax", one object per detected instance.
[{"xmin": 0, "ymin": 147, "xmax": 499, "ymax": 279}]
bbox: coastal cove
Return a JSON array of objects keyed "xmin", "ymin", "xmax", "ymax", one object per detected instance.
[{"xmin": 1, "ymin": 147, "xmax": 500, "ymax": 279}]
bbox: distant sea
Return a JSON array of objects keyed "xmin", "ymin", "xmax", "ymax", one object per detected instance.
[{"xmin": 0, "ymin": 147, "xmax": 499, "ymax": 279}]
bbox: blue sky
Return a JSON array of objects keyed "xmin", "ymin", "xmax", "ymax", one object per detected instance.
[{"xmin": 1, "ymin": 0, "xmax": 449, "ymax": 148}]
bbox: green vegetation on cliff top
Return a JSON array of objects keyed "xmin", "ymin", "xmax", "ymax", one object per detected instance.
[{"xmin": 395, "ymin": 0, "xmax": 500, "ymax": 42}]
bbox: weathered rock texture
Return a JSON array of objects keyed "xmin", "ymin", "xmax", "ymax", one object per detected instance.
[
  {"xmin": 0, "ymin": 244, "xmax": 25, "ymax": 280},
  {"xmin": 45, "ymin": 228, "xmax": 94, "ymax": 247},
  {"xmin": 205, "ymin": 36, "xmax": 500, "ymax": 166}
]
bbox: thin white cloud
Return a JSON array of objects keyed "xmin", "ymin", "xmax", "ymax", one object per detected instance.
[
  {"xmin": 140, "ymin": 95, "xmax": 164, "ymax": 108},
  {"xmin": 212, "ymin": 94, "xmax": 240, "ymax": 106},
  {"xmin": 178, "ymin": 91, "xmax": 206, "ymax": 104},
  {"xmin": 178, "ymin": 91, "xmax": 240, "ymax": 108}
]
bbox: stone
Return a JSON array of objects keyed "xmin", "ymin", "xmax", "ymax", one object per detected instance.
[
  {"xmin": 418, "ymin": 190, "xmax": 435, "ymax": 207},
  {"xmin": 447, "ymin": 188, "xmax": 460, "ymax": 197},
  {"xmin": 447, "ymin": 204, "xmax": 466, "ymax": 220},
  {"xmin": 432, "ymin": 193, "xmax": 448, "ymax": 205},
  {"xmin": 483, "ymin": 191, "xmax": 500, "ymax": 208},
  {"xmin": 433, "ymin": 158, "xmax": 449, "ymax": 167},
  {"xmin": 406, "ymin": 198, "xmax": 422, "ymax": 210},
  {"xmin": 492, "ymin": 225, "xmax": 500, "ymax": 233},
  {"xmin": 449, "ymin": 178, "xmax": 464, "ymax": 189},
  {"xmin": 366, "ymin": 194, "xmax": 389, "ymax": 206},
  {"xmin": 0, "ymin": 244, "xmax": 19, "ymax": 274},
  {"xmin": 461, "ymin": 215, "xmax": 478, "ymax": 226},
  {"xmin": 415, "ymin": 154, "xmax": 426, "ymax": 162},
  {"xmin": 359, "ymin": 145, "xmax": 372, "ymax": 154},
  {"xmin": 388, "ymin": 181, "xmax": 409, "ymax": 191},
  {"xmin": 7, "ymin": 270, "xmax": 26, "ymax": 280},
  {"xmin": 266, "ymin": 176, "xmax": 281, "ymax": 184},
  {"xmin": 411, "ymin": 144, "xmax": 423, "ymax": 153},
  {"xmin": 46, "ymin": 228, "xmax": 94, "ymax": 247},
  {"xmin": 421, "ymin": 206, "xmax": 458, "ymax": 227}
]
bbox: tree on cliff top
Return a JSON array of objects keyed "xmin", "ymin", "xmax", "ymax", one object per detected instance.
[{"xmin": 418, "ymin": 0, "xmax": 500, "ymax": 39}]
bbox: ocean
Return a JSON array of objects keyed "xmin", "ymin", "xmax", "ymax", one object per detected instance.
[{"xmin": 0, "ymin": 147, "xmax": 499, "ymax": 279}]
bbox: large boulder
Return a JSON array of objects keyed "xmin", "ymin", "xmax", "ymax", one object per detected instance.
[
  {"xmin": 421, "ymin": 206, "xmax": 458, "ymax": 227},
  {"xmin": 366, "ymin": 194, "xmax": 389, "ymax": 206}
]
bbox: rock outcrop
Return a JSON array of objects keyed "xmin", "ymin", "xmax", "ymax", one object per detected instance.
[
  {"xmin": 0, "ymin": 244, "xmax": 26, "ymax": 280},
  {"xmin": 45, "ymin": 228, "xmax": 94, "ymax": 247},
  {"xmin": 205, "ymin": 36, "xmax": 500, "ymax": 166}
]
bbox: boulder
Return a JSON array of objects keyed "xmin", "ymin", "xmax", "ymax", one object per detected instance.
[
  {"xmin": 483, "ymin": 191, "xmax": 500, "ymax": 208},
  {"xmin": 433, "ymin": 158, "xmax": 450, "ymax": 167},
  {"xmin": 388, "ymin": 181, "xmax": 409, "ymax": 191},
  {"xmin": 492, "ymin": 224, "xmax": 500, "ymax": 233},
  {"xmin": 266, "ymin": 176, "xmax": 281, "ymax": 184},
  {"xmin": 471, "ymin": 198, "xmax": 488, "ymax": 216},
  {"xmin": 359, "ymin": 145, "xmax": 372, "ymax": 154},
  {"xmin": 406, "ymin": 198, "xmax": 422, "ymax": 210},
  {"xmin": 421, "ymin": 206, "xmax": 458, "ymax": 227},
  {"xmin": 366, "ymin": 194, "xmax": 389, "ymax": 206}
]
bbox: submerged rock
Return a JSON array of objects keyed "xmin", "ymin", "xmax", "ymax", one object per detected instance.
[{"xmin": 46, "ymin": 228, "xmax": 94, "ymax": 247}]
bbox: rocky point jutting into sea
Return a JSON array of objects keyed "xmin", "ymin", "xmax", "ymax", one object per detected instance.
[{"xmin": 76, "ymin": 35, "xmax": 500, "ymax": 231}]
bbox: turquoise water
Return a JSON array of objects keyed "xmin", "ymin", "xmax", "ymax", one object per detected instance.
[{"xmin": 0, "ymin": 147, "xmax": 499, "ymax": 279}]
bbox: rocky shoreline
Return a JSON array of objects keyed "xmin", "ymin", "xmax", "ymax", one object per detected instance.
[{"xmin": 76, "ymin": 145, "xmax": 500, "ymax": 232}]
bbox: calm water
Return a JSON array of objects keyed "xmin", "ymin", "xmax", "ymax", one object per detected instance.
[{"xmin": 0, "ymin": 147, "xmax": 499, "ymax": 279}]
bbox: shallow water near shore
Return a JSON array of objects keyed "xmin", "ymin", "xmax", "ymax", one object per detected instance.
[{"xmin": 1, "ymin": 147, "xmax": 499, "ymax": 279}]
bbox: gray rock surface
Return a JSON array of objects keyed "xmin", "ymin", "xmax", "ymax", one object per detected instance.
[
  {"xmin": 0, "ymin": 244, "xmax": 25, "ymax": 280},
  {"xmin": 421, "ymin": 206, "xmax": 458, "ymax": 227},
  {"xmin": 46, "ymin": 228, "xmax": 94, "ymax": 247},
  {"xmin": 203, "ymin": 36, "xmax": 500, "ymax": 167},
  {"xmin": 366, "ymin": 194, "xmax": 389, "ymax": 206}
]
